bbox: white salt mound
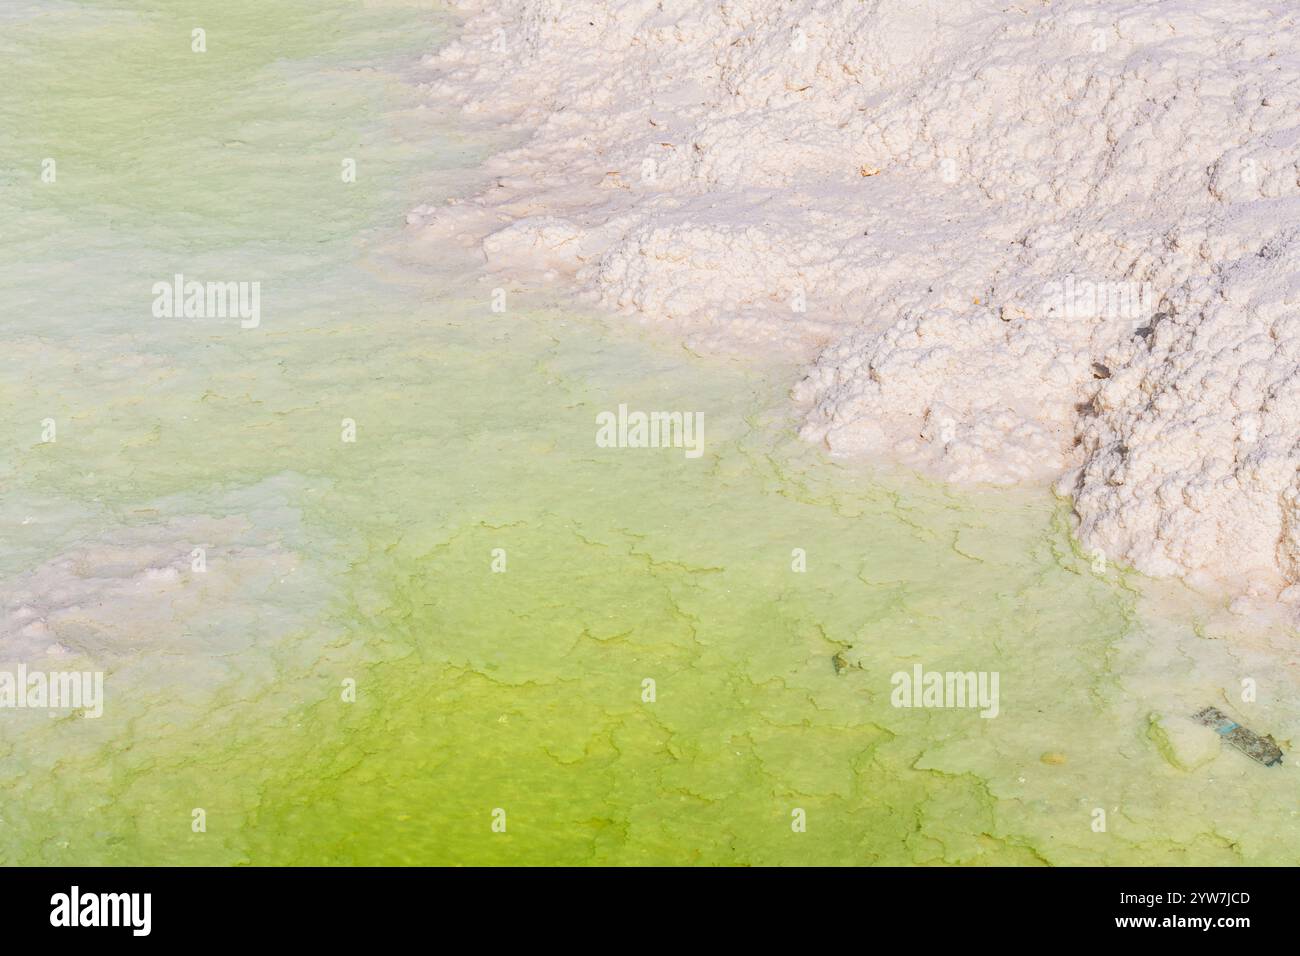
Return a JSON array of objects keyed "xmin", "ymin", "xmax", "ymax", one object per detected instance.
[{"xmin": 418, "ymin": 0, "xmax": 1300, "ymax": 597}]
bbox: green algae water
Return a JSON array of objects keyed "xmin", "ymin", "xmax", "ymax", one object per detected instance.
[{"xmin": 3, "ymin": 1, "xmax": 1299, "ymax": 867}]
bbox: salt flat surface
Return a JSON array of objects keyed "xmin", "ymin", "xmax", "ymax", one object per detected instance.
[{"xmin": 420, "ymin": 0, "xmax": 1300, "ymax": 601}]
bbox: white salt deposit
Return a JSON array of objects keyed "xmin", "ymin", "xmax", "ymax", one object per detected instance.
[{"xmin": 417, "ymin": 0, "xmax": 1300, "ymax": 598}]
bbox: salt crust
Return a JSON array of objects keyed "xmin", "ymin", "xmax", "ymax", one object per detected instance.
[{"xmin": 416, "ymin": 0, "xmax": 1300, "ymax": 596}]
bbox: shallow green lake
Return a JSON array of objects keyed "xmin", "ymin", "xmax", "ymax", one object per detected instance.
[{"xmin": 2, "ymin": 0, "xmax": 1296, "ymax": 866}]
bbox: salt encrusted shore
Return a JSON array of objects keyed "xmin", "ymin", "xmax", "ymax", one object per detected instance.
[{"xmin": 414, "ymin": 0, "xmax": 1300, "ymax": 602}]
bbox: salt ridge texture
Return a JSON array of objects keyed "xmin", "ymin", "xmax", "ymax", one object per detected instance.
[{"xmin": 415, "ymin": 0, "xmax": 1300, "ymax": 599}]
